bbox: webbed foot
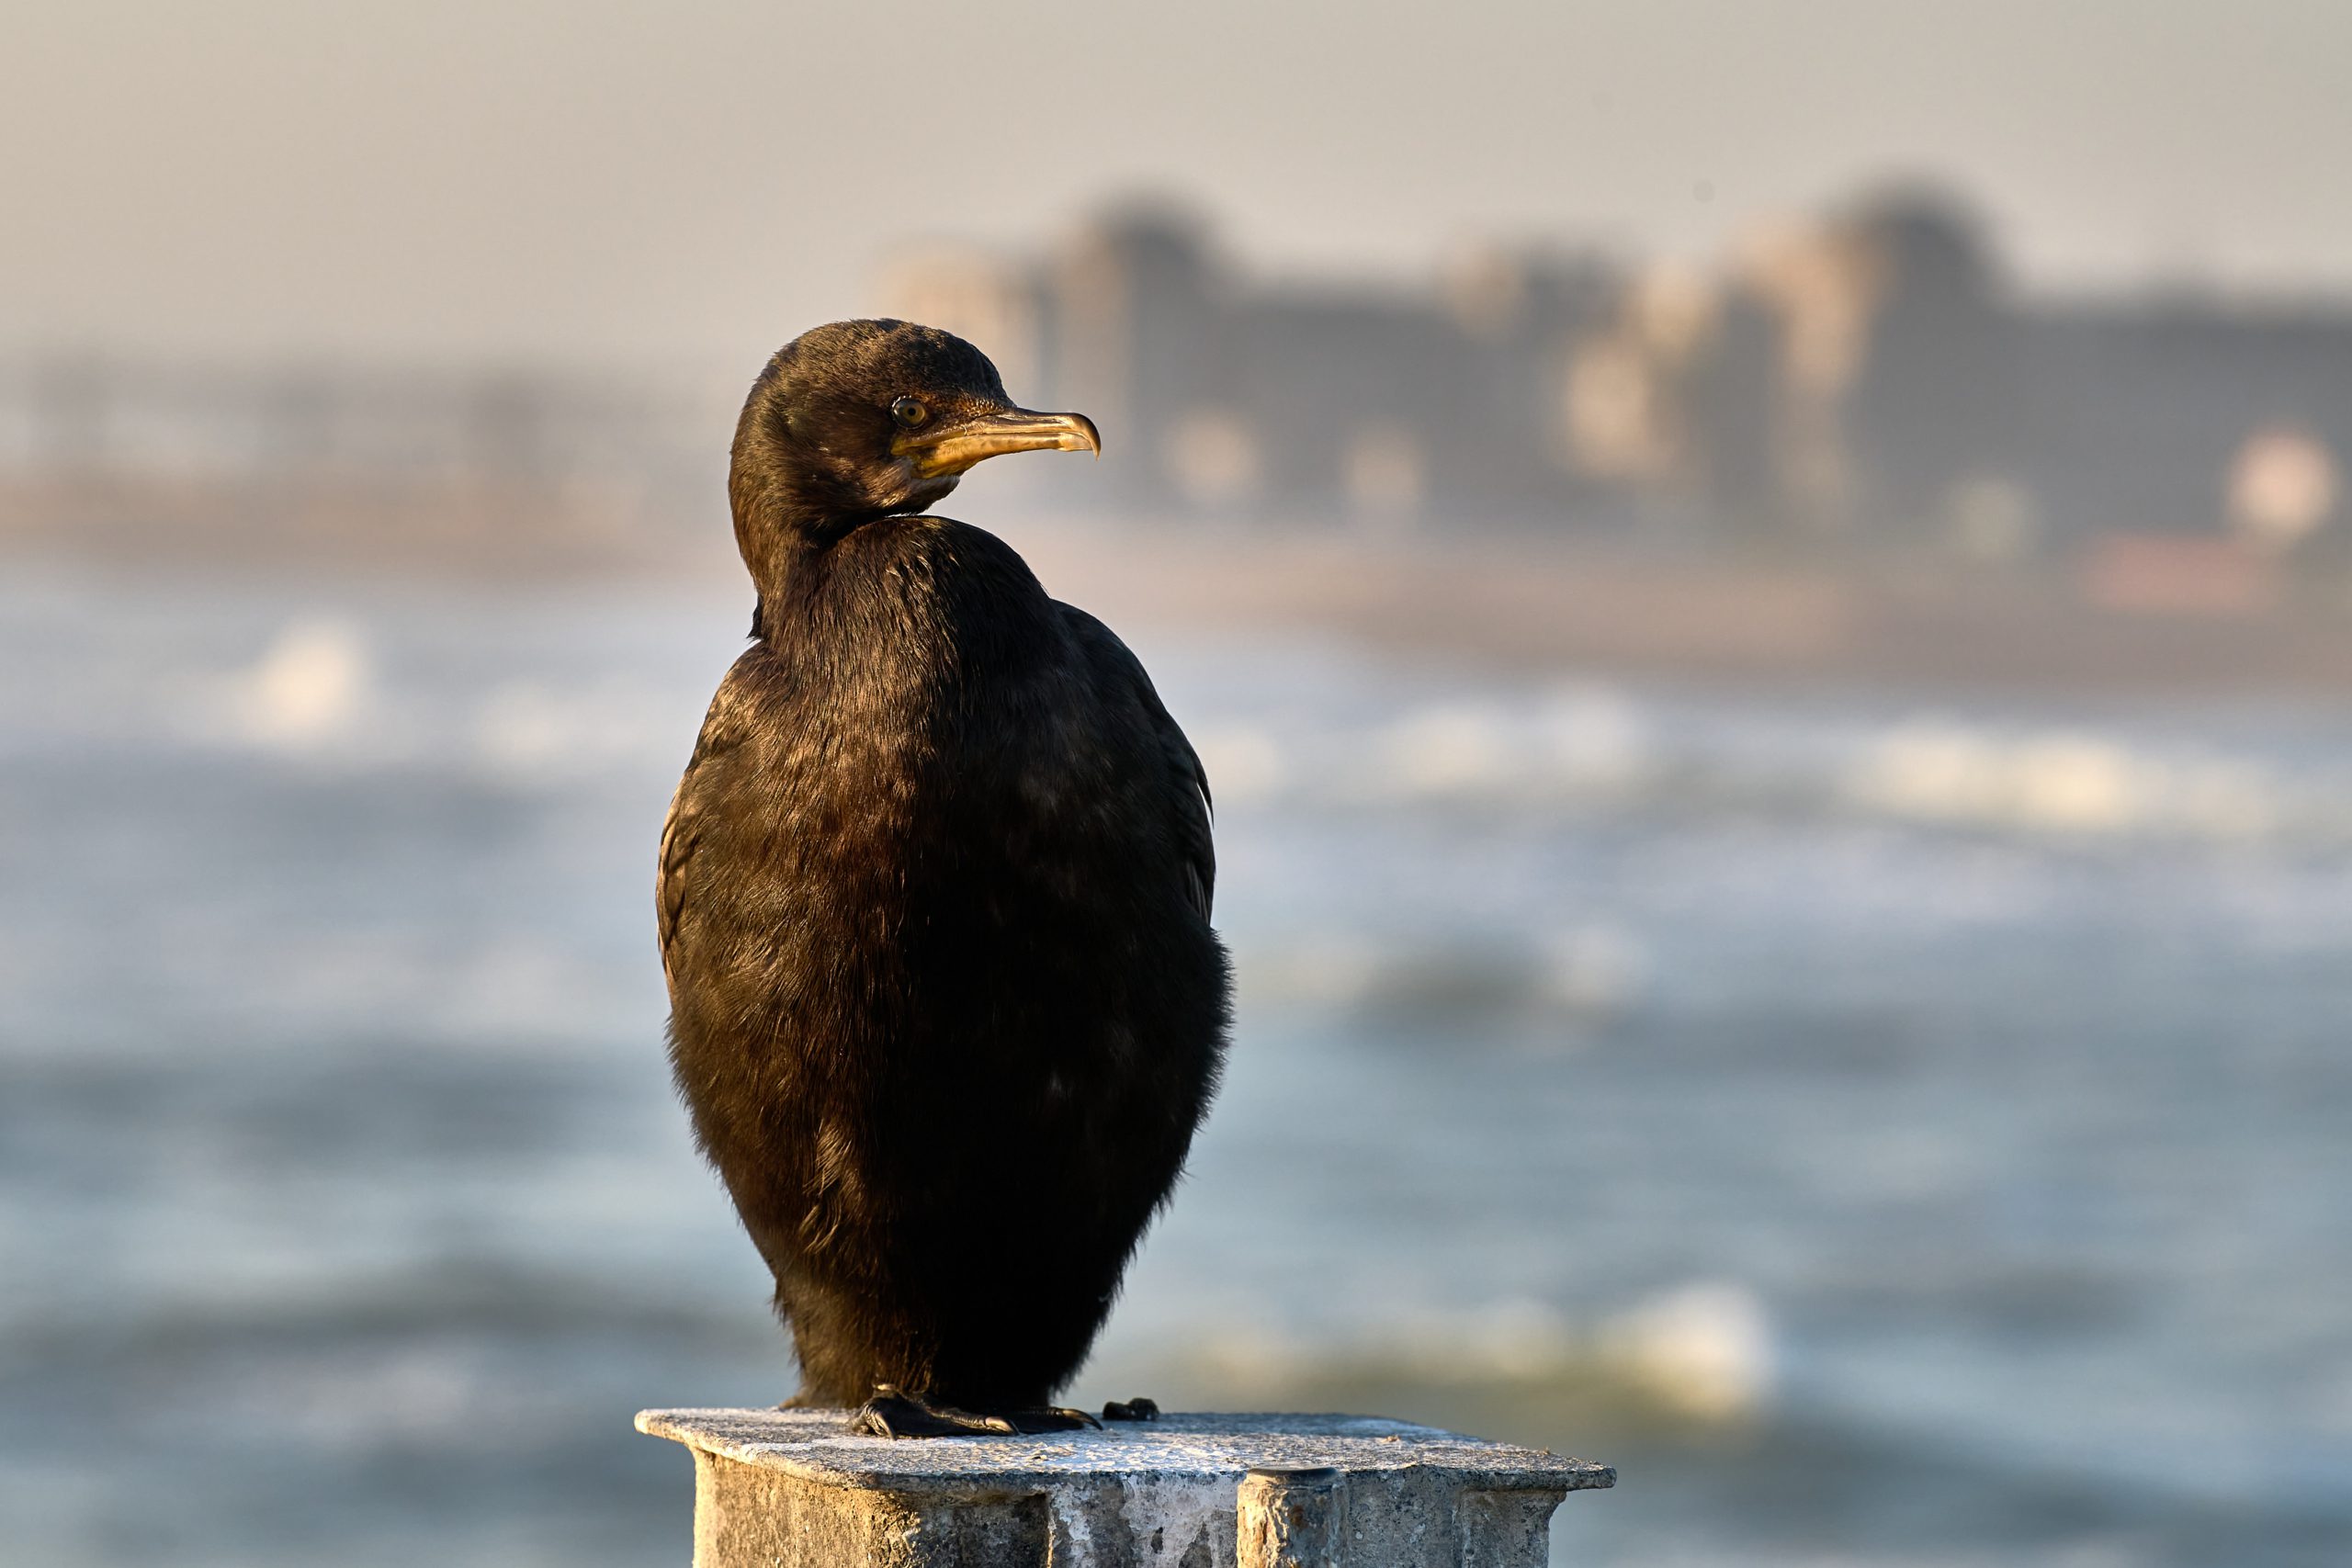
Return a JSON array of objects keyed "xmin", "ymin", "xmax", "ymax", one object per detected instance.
[
  {"xmin": 1102, "ymin": 1396, "xmax": 1160, "ymax": 1421},
  {"xmin": 854, "ymin": 1383, "xmax": 1102, "ymax": 1439}
]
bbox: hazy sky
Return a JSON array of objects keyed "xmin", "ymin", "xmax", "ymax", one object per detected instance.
[{"xmin": 7, "ymin": 1, "xmax": 2350, "ymax": 370}]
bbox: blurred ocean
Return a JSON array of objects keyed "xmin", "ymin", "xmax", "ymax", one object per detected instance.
[{"xmin": 4, "ymin": 560, "xmax": 2349, "ymax": 1567}]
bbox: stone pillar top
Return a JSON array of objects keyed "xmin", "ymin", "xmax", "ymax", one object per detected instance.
[
  {"xmin": 640, "ymin": 1408, "xmax": 1611, "ymax": 1566},
  {"xmin": 637, "ymin": 1406, "xmax": 1615, "ymax": 1495}
]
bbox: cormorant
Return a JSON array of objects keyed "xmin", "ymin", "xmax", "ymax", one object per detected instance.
[{"xmin": 658, "ymin": 320, "xmax": 1228, "ymax": 1437}]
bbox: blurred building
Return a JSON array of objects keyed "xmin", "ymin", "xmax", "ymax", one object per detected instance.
[
  {"xmin": 7, "ymin": 184, "xmax": 2351, "ymax": 571},
  {"xmin": 884, "ymin": 190, "xmax": 2352, "ymax": 562},
  {"xmin": 0, "ymin": 358, "xmax": 727, "ymax": 567},
  {"xmin": 882, "ymin": 204, "xmax": 1623, "ymax": 527}
]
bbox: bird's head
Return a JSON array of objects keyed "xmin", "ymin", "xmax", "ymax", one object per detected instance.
[{"xmin": 729, "ymin": 319, "xmax": 1099, "ymax": 576}]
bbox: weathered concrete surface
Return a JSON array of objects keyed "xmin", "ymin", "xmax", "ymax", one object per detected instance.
[
  {"xmin": 638, "ymin": 1407, "xmax": 1612, "ymax": 1567},
  {"xmin": 1235, "ymin": 1466, "xmax": 1343, "ymax": 1568}
]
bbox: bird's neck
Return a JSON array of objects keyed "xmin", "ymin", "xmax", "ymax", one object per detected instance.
[
  {"xmin": 734, "ymin": 502, "xmax": 876, "ymax": 604},
  {"xmin": 746, "ymin": 513, "xmax": 1057, "ymax": 677},
  {"xmin": 742, "ymin": 527, "xmax": 856, "ymax": 649}
]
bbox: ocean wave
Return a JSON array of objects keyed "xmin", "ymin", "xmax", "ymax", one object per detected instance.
[
  {"xmin": 1197, "ymin": 684, "xmax": 2352, "ymax": 847},
  {"xmin": 1843, "ymin": 721, "xmax": 2286, "ymax": 838},
  {"xmin": 184, "ymin": 615, "xmax": 378, "ymax": 752},
  {"xmin": 160, "ymin": 612, "xmax": 696, "ymax": 788},
  {"xmin": 1135, "ymin": 1282, "xmax": 1776, "ymax": 1427},
  {"xmin": 133, "ymin": 616, "xmax": 2352, "ymax": 849},
  {"xmin": 1240, "ymin": 924, "xmax": 1649, "ymax": 1027}
]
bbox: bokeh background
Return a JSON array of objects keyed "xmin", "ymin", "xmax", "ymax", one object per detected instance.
[{"xmin": 6, "ymin": 5, "xmax": 2352, "ymax": 1564}]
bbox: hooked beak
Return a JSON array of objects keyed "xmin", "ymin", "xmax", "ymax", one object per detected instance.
[{"xmin": 892, "ymin": 407, "xmax": 1102, "ymax": 479}]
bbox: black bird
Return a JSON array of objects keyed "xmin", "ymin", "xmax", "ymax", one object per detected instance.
[{"xmin": 658, "ymin": 320, "xmax": 1228, "ymax": 1437}]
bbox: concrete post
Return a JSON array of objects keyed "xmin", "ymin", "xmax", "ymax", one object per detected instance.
[
  {"xmin": 1236, "ymin": 1465, "xmax": 1344, "ymax": 1567},
  {"xmin": 638, "ymin": 1407, "xmax": 1612, "ymax": 1567}
]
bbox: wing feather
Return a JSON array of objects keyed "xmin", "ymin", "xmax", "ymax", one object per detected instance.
[
  {"xmin": 657, "ymin": 706, "xmax": 744, "ymax": 992},
  {"xmin": 1057, "ymin": 604, "xmax": 1216, "ymax": 922}
]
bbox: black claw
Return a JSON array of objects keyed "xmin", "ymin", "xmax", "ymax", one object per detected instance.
[
  {"xmin": 1021, "ymin": 1405, "xmax": 1103, "ymax": 1433},
  {"xmin": 853, "ymin": 1385, "xmax": 1105, "ymax": 1438},
  {"xmin": 854, "ymin": 1389, "xmax": 1015, "ymax": 1438},
  {"xmin": 1102, "ymin": 1396, "xmax": 1161, "ymax": 1422}
]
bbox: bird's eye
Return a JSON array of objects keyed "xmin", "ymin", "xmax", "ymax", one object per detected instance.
[{"xmin": 890, "ymin": 397, "xmax": 927, "ymax": 428}]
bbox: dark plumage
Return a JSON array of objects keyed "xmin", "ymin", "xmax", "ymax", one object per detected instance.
[{"xmin": 658, "ymin": 320, "xmax": 1228, "ymax": 1433}]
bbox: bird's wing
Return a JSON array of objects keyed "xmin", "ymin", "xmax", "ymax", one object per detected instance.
[
  {"xmin": 657, "ymin": 688, "xmax": 747, "ymax": 994},
  {"xmin": 1057, "ymin": 603, "xmax": 1216, "ymax": 922},
  {"xmin": 656, "ymin": 782, "xmax": 695, "ymax": 993}
]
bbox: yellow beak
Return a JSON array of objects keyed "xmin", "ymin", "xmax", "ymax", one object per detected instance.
[{"xmin": 892, "ymin": 408, "xmax": 1102, "ymax": 479}]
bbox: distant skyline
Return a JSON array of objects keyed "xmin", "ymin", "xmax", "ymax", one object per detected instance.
[{"xmin": 7, "ymin": 1, "xmax": 2352, "ymax": 370}]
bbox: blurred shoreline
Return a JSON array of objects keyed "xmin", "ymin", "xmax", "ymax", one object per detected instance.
[
  {"xmin": 20, "ymin": 484, "xmax": 2352, "ymax": 701},
  {"xmin": 1023, "ymin": 523, "xmax": 2352, "ymax": 699}
]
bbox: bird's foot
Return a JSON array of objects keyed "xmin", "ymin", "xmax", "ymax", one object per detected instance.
[
  {"xmin": 1101, "ymin": 1396, "xmax": 1160, "ymax": 1422},
  {"xmin": 853, "ymin": 1384, "xmax": 1102, "ymax": 1439}
]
